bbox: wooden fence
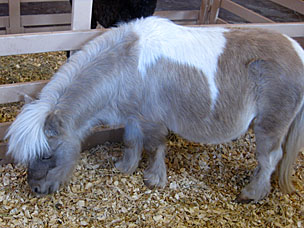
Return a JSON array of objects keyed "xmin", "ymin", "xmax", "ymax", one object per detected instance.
[
  {"xmin": 0, "ymin": 0, "xmax": 207, "ymax": 35},
  {"xmin": 0, "ymin": 0, "xmax": 304, "ymax": 164},
  {"xmin": 200, "ymin": 0, "xmax": 304, "ymax": 24}
]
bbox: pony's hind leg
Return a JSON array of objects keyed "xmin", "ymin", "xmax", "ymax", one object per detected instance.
[
  {"xmin": 236, "ymin": 129, "xmax": 284, "ymax": 202},
  {"xmin": 237, "ymin": 99, "xmax": 295, "ymax": 202},
  {"xmin": 236, "ymin": 59, "xmax": 303, "ymax": 202},
  {"xmin": 115, "ymin": 118, "xmax": 143, "ymax": 174}
]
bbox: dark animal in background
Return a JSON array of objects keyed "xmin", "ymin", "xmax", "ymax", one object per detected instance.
[
  {"xmin": 6, "ymin": 17, "xmax": 304, "ymax": 203},
  {"xmin": 67, "ymin": 0, "xmax": 157, "ymax": 57},
  {"xmin": 69, "ymin": 0, "xmax": 157, "ymax": 29}
]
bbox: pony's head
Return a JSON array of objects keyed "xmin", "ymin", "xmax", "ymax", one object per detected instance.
[
  {"xmin": 6, "ymin": 103, "xmax": 81, "ymax": 194},
  {"xmin": 27, "ymin": 110, "xmax": 81, "ymax": 194}
]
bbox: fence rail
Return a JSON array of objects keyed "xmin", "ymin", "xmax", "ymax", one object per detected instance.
[
  {"xmin": 0, "ymin": 80, "xmax": 48, "ymax": 104},
  {"xmin": 0, "ymin": 0, "xmax": 205, "ymax": 35},
  {"xmin": 201, "ymin": 0, "xmax": 304, "ymax": 24},
  {"xmin": 220, "ymin": 0, "xmax": 274, "ymax": 23},
  {"xmin": 269, "ymin": 0, "xmax": 304, "ymax": 15}
]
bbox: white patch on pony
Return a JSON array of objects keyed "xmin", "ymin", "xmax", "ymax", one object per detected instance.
[
  {"xmin": 5, "ymin": 101, "xmax": 51, "ymax": 163},
  {"xmin": 130, "ymin": 17, "xmax": 228, "ymax": 107},
  {"xmin": 284, "ymin": 35, "xmax": 304, "ymax": 66}
]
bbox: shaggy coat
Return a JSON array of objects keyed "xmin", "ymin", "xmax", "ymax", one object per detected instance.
[{"xmin": 6, "ymin": 17, "xmax": 304, "ymax": 202}]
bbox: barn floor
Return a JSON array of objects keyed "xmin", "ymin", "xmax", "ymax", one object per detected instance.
[{"xmin": 0, "ymin": 1, "xmax": 304, "ymax": 227}]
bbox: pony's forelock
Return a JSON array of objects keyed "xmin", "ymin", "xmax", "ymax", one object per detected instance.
[{"xmin": 5, "ymin": 101, "xmax": 52, "ymax": 164}]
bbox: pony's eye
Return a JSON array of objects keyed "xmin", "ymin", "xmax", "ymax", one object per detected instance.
[{"xmin": 41, "ymin": 155, "xmax": 52, "ymax": 160}]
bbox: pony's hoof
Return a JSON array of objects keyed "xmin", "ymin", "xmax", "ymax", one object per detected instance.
[
  {"xmin": 235, "ymin": 194, "xmax": 254, "ymax": 204},
  {"xmin": 143, "ymin": 170, "xmax": 167, "ymax": 189},
  {"xmin": 114, "ymin": 160, "xmax": 137, "ymax": 174}
]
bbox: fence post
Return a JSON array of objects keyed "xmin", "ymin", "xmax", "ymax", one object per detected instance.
[
  {"xmin": 69, "ymin": 0, "xmax": 93, "ymax": 55},
  {"xmin": 198, "ymin": 0, "xmax": 212, "ymax": 24},
  {"xmin": 71, "ymin": 0, "xmax": 93, "ymax": 30},
  {"xmin": 7, "ymin": 0, "xmax": 24, "ymax": 34},
  {"xmin": 208, "ymin": 0, "xmax": 222, "ymax": 24},
  {"xmin": 198, "ymin": 0, "xmax": 223, "ymax": 24}
]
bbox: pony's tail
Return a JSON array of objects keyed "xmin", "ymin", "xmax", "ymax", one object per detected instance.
[{"xmin": 279, "ymin": 103, "xmax": 304, "ymax": 193}]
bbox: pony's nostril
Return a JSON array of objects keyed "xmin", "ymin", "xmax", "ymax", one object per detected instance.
[{"xmin": 33, "ymin": 186, "xmax": 40, "ymax": 194}]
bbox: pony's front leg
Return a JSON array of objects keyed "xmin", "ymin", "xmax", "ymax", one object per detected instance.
[
  {"xmin": 144, "ymin": 144, "xmax": 167, "ymax": 188},
  {"xmin": 142, "ymin": 124, "xmax": 168, "ymax": 188},
  {"xmin": 115, "ymin": 119, "xmax": 143, "ymax": 174}
]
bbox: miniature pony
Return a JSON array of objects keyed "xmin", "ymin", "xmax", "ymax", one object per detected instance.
[{"xmin": 6, "ymin": 17, "xmax": 304, "ymax": 202}]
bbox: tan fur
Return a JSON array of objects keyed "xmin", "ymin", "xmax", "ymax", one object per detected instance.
[{"xmin": 222, "ymin": 29, "xmax": 304, "ymax": 198}]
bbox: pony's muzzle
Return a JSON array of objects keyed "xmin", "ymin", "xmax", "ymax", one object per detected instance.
[
  {"xmin": 31, "ymin": 185, "xmax": 41, "ymax": 194},
  {"xmin": 29, "ymin": 181, "xmax": 57, "ymax": 195}
]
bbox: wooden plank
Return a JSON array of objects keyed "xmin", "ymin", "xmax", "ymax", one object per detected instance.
[
  {"xmin": 192, "ymin": 22, "xmax": 304, "ymax": 38},
  {"xmin": 71, "ymin": 0, "xmax": 92, "ymax": 30},
  {"xmin": 0, "ymin": 122, "xmax": 10, "ymax": 140},
  {"xmin": 7, "ymin": 0, "xmax": 24, "ymax": 34},
  {"xmin": 0, "ymin": 126, "xmax": 124, "ymax": 164},
  {"xmin": 221, "ymin": 0, "xmax": 275, "ymax": 23},
  {"xmin": 0, "ymin": 80, "xmax": 48, "ymax": 104},
  {"xmin": 24, "ymin": 25, "xmax": 71, "ymax": 33},
  {"xmin": 0, "ymin": 16, "xmax": 9, "ymax": 28},
  {"xmin": 269, "ymin": 0, "xmax": 304, "ymax": 15},
  {"xmin": 198, "ymin": 0, "xmax": 214, "ymax": 24},
  {"xmin": 70, "ymin": 0, "xmax": 93, "ymax": 55},
  {"xmin": 209, "ymin": 0, "xmax": 221, "ymax": 24},
  {"xmin": 82, "ymin": 126, "xmax": 124, "ymax": 151},
  {"xmin": 198, "ymin": 0, "xmax": 207, "ymax": 24},
  {"xmin": 176, "ymin": 21, "xmax": 200, "ymax": 25},
  {"xmin": 216, "ymin": 18, "xmax": 228, "ymax": 24},
  {"xmin": 22, "ymin": 14, "xmax": 71, "ymax": 26},
  {"xmin": 154, "ymin": 10, "xmax": 199, "ymax": 21},
  {"xmin": 0, "ymin": 143, "xmax": 14, "ymax": 165},
  {"xmin": 0, "ymin": 29, "xmax": 104, "ymax": 56}
]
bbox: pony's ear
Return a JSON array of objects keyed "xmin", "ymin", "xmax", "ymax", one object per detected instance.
[
  {"xmin": 44, "ymin": 111, "xmax": 63, "ymax": 138},
  {"xmin": 17, "ymin": 92, "xmax": 35, "ymax": 104},
  {"xmin": 23, "ymin": 94, "xmax": 35, "ymax": 104}
]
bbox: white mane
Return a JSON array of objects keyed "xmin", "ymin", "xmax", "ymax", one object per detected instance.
[{"xmin": 5, "ymin": 101, "xmax": 51, "ymax": 163}]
